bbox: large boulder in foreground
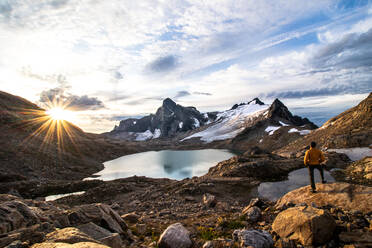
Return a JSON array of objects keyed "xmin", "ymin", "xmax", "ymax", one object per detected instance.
[
  {"xmin": 275, "ymin": 183, "xmax": 372, "ymax": 213},
  {"xmin": 272, "ymin": 206, "xmax": 336, "ymax": 246},
  {"xmin": 158, "ymin": 223, "xmax": 192, "ymax": 248}
]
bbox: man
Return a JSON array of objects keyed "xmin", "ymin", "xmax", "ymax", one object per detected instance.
[{"xmin": 304, "ymin": 141, "xmax": 326, "ymax": 193}]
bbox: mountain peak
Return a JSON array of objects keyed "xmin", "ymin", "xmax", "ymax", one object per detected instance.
[
  {"xmin": 231, "ymin": 97, "xmax": 265, "ymax": 110},
  {"xmin": 162, "ymin": 98, "xmax": 177, "ymax": 107},
  {"xmin": 249, "ymin": 98, "xmax": 265, "ymax": 105}
]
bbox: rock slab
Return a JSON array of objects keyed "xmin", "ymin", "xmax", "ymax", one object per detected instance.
[
  {"xmin": 158, "ymin": 223, "xmax": 192, "ymax": 248},
  {"xmin": 232, "ymin": 229, "xmax": 273, "ymax": 248},
  {"xmin": 272, "ymin": 206, "xmax": 336, "ymax": 246},
  {"xmin": 276, "ymin": 183, "xmax": 372, "ymax": 214}
]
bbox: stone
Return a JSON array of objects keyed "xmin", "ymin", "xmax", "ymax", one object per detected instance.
[
  {"xmin": 67, "ymin": 204, "xmax": 128, "ymax": 235},
  {"xmin": 136, "ymin": 224, "xmax": 147, "ymax": 235},
  {"xmin": 232, "ymin": 229, "xmax": 273, "ymax": 248},
  {"xmin": 4, "ymin": 240, "xmax": 25, "ymax": 248},
  {"xmin": 202, "ymin": 239, "xmax": 235, "ymax": 248},
  {"xmin": 242, "ymin": 206, "xmax": 261, "ymax": 222},
  {"xmin": 78, "ymin": 222, "xmax": 122, "ymax": 248},
  {"xmin": 31, "ymin": 242, "xmax": 110, "ymax": 248},
  {"xmin": 276, "ymin": 183, "xmax": 372, "ymax": 214},
  {"xmin": 0, "ymin": 200, "xmax": 41, "ymax": 234},
  {"xmin": 272, "ymin": 206, "xmax": 336, "ymax": 246},
  {"xmin": 44, "ymin": 227, "xmax": 100, "ymax": 244},
  {"xmin": 121, "ymin": 212, "xmax": 139, "ymax": 223},
  {"xmin": 203, "ymin": 193, "xmax": 217, "ymax": 208},
  {"xmin": 158, "ymin": 223, "xmax": 192, "ymax": 248}
]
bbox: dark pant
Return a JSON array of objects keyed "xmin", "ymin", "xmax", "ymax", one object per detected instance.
[{"xmin": 307, "ymin": 164, "xmax": 325, "ymax": 190}]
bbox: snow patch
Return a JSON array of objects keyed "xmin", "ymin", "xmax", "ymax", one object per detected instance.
[
  {"xmin": 279, "ymin": 121, "xmax": 289, "ymax": 126},
  {"xmin": 328, "ymin": 147, "xmax": 372, "ymax": 161},
  {"xmin": 133, "ymin": 121, "xmax": 137, "ymax": 124},
  {"xmin": 135, "ymin": 130, "xmax": 154, "ymax": 141},
  {"xmin": 182, "ymin": 103, "xmax": 269, "ymax": 143},
  {"xmin": 288, "ymin": 128, "xmax": 311, "ymax": 135},
  {"xmin": 153, "ymin": 129, "xmax": 161, "ymax": 139},
  {"xmin": 193, "ymin": 118, "xmax": 200, "ymax": 128},
  {"xmin": 265, "ymin": 126, "xmax": 281, "ymax": 135},
  {"xmin": 179, "ymin": 122, "xmax": 183, "ymax": 129}
]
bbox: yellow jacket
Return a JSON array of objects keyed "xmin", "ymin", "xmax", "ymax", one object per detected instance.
[{"xmin": 304, "ymin": 147, "xmax": 325, "ymax": 166}]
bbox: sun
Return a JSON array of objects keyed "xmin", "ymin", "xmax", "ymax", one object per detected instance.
[{"xmin": 46, "ymin": 107, "xmax": 75, "ymax": 122}]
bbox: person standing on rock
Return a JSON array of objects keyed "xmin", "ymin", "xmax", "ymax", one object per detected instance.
[{"xmin": 304, "ymin": 142, "xmax": 326, "ymax": 193}]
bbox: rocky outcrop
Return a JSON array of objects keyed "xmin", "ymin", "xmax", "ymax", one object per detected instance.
[
  {"xmin": 272, "ymin": 206, "xmax": 336, "ymax": 246},
  {"xmin": 232, "ymin": 229, "xmax": 273, "ymax": 248},
  {"xmin": 31, "ymin": 242, "xmax": 110, "ymax": 248},
  {"xmin": 334, "ymin": 157, "xmax": 372, "ymax": 186},
  {"xmin": 0, "ymin": 195, "xmax": 130, "ymax": 248},
  {"xmin": 206, "ymin": 152, "xmax": 302, "ymax": 180},
  {"xmin": 158, "ymin": 223, "xmax": 192, "ymax": 248},
  {"xmin": 276, "ymin": 183, "xmax": 372, "ymax": 213},
  {"xmin": 267, "ymin": 99, "xmax": 317, "ymax": 128},
  {"xmin": 109, "ymin": 98, "xmax": 208, "ymax": 140}
]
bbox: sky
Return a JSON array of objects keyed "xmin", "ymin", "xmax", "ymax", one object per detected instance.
[{"xmin": 0, "ymin": 0, "xmax": 371, "ymax": 133}]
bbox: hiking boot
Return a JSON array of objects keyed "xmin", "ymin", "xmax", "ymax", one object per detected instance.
[
  {"xmin": 322, "ymin": 180, "xmax": 327, "ymax": 184},
  {"xmin": 311, "ymin": 189, "xmax": 317, "ymax": 193}
]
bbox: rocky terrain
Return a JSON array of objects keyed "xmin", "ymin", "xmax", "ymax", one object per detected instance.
[
  {"xmin": 1, "ymin": 180, "xmax": 371, "ymax": 248},
  {"xmin": 276, "ymin": 93, "xmax": 372, "ymax": 156}
]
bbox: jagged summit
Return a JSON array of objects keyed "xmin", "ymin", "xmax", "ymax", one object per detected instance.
[
  {"xmin": 110, "ymin": 98, "xmax": 207, "ymax": 140},
  {"xmin": 268, "ymin": 98, "xmax": 316, "ymax": 128},
  {"xmin": 162, "ymin": 97, "xmax": 177, "ymax": 108},
  {"xmin": 231, "ymin": 97, "xmax": 265, "ymax": 110}
]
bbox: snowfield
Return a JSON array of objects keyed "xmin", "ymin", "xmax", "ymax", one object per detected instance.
[{"xmin": 181, "ymin": 102, "xmax": 269, "ymax": 143}]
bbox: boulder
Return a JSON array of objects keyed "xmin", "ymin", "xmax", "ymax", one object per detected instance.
[
  {"xmin": 31, "ymin": 242, "xmax": 110, "ymax": 248},
  {"xmin": 44, "ymin": 227, "xmax": 100, "ymax": 244},
  {"xmin": 276, "ymin": 183, "xmax": 372, "ymax": 214},
  {"xmin": 121, "ymin": 212, "xmax": 139, "ymax": 223},
  {"xmin": 78, "ymin": 222, "xmax": 122, "ymax": 248},
  {"xmin": 232, "ymin": 229, "xmax": 273, "ymax": 248},
  {"xmin": 0, "ymin": 200, "xmax": 41, "ymax": 234},
  {"xmin": 202, "ymin": 239, "xmax": 235, "ymax": 248},
  {"xmin": 272, "ymin": 206, "xmax": 336, "ymax": 246},
  {"xmin": 203, "ymin": 193, "xmax": 217, "ymax": 208},
  {"xmin": 242, "ymin": 206, "xmax": 261, "ymax": 222},
  {"xmin": 158, "ymin": 223, "xmax": 192, "ymax": 248},
  {"xmin": 67, "ymin": 204, "xmax": 128, "ymax": 235}
]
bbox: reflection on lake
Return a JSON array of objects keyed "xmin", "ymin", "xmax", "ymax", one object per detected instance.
[
  {"xmin": 88, "ymin": 149, "xmax": 237, "ymax": 181},
  {"xmin": 258, "ymin": 168, "xmax": 335, "ymax": 201}
]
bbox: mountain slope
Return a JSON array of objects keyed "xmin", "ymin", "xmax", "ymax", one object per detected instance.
[
  {"xmin": 276, "ymin": 93, "xmax": 372, "ymax": 156},
  {"xmin": 0, "ymin": 91, "xmax": 138, "ymax": 181},
  {"xmin": 180, "ymin": 98, "xmax": 317, "ymax": 152},
  {"xmin": 108, "ymin": 98, "xmax": 209, "ymax": 140}
]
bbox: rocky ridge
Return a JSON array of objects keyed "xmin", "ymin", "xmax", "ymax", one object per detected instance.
[{"xmin": 276, "ymin": 92, "xmax": 372, "ymax": 156}]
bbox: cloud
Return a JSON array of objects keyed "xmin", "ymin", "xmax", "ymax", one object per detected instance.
[
  {"xmin": 193, "ymin": 91, "xmax": 212, "ymax": 96},
  {"xmin": 312, "ymin": 28, "xmax": 372, "ymax": 69},
  {"xmin": 174, "ymin": 90, "xmax": 191, "ymax": 98},
  {"xmin": 147, "ymin": 55, "xmax": 178, "ymax": 73},
  {"xmin": 39, "ymin": 87, "xmax": 104, "ymax": 111},
  {"xmin": 266, "ymin": 80, "xmax": 372, "ymax": 99}
]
